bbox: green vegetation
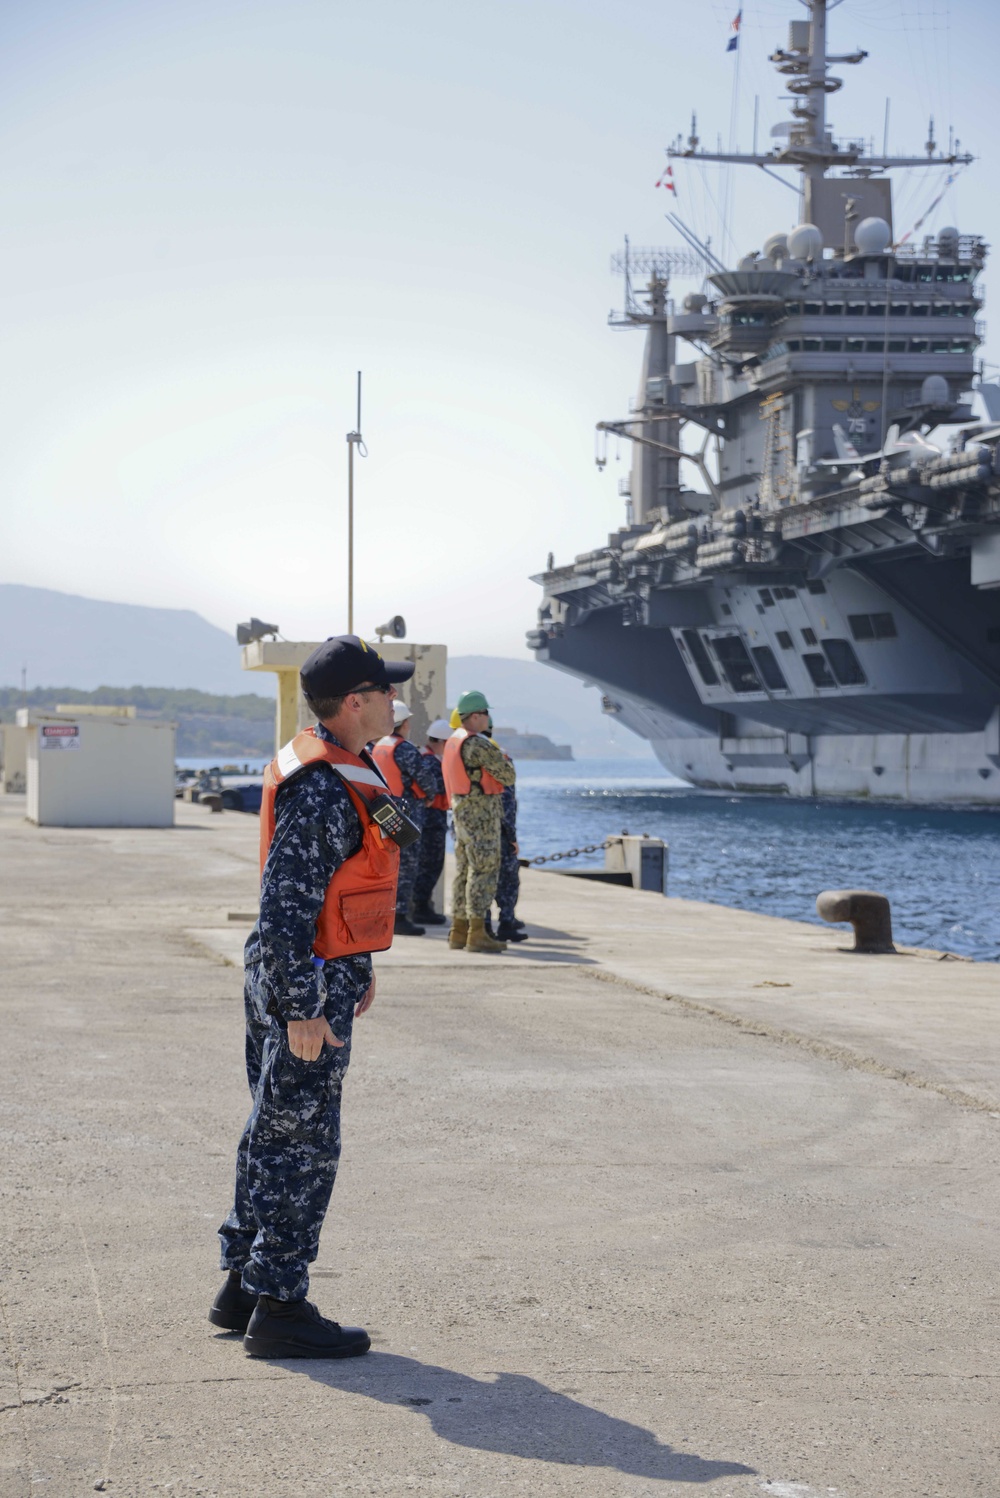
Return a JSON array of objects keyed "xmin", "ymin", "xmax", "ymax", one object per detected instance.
[
  {"xmin": 0, "ymin": 685, "xmax": 274, "ymax": 719},
  {"xmin": 0, "ymin": 685, "xmax": 275, "ymax": 757}
]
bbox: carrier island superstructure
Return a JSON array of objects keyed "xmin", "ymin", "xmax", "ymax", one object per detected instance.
[{"xmin": 528, "ymin": 0, "xmax": 1000, "ymax": 801}]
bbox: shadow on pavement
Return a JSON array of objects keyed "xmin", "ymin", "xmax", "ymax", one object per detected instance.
[
  {"xmin": 507, "ymin": 947, "xmax": 599, "ymax": 966},
  {"xmin": 294, "ymin": 1351, "xmax": 756, "ymax": 1483},
  {"xmin": 519, "ymin": 925, "xmax": 589, "ymax": 944}
]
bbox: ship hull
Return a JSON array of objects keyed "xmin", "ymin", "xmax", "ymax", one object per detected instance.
[{"xmin": 605, "ymin": 690, "xmax": 1000, "ymax": 802}]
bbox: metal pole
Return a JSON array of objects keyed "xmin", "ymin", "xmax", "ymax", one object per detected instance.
[
  {"xmin": 347, "ymin": 437, "xmax": 354, "ymax": 634},
  {"xmin": 346, "ymin": 371, "xmax": 364, "ymax": 636}
]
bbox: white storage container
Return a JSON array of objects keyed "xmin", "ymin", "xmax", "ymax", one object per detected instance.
[{"xmin": 21, "ymin": 710, "xmax": 175, "ymax": 827}]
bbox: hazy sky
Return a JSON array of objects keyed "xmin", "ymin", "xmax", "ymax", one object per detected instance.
[{"xmin": 3, "ymin": 0, "xmax": 996, "ymax": 661}]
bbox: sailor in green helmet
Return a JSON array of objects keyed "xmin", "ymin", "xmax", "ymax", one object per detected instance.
[{"xmin": 441, "ymin": 689, "xmax": 517, "ymax": 953}]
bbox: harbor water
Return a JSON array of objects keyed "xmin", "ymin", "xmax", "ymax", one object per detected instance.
[
  {"xmin": 178, "ymin": 755, "xmax": 1000, "ymax": 960},
  {"xmin": 513, "ymin": 758, "xmax": 1000, "ymax": 963}
]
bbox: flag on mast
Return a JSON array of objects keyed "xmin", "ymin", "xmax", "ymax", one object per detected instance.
[
  {"xmin": 655, "ymin": 164, "xmax": 677, "ymax": 196},
  {"xmin": 727, "ymin": 9, "xmax": 742, "ymax": 51}
]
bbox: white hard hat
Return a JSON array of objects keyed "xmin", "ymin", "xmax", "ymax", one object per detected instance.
[
  {"xmin": 427, "ymin": 718, "xmax": 451, "ymax": 739},
  {"xmin": 392, "ymin": 699, "xmax": 412, "ymax": 726}
]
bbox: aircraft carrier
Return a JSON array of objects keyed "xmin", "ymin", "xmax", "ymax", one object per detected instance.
[{"xmin": 528, "ymin": 0, "xmax": 1000, "ymax": 801}]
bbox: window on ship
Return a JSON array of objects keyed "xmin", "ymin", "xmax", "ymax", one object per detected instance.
[
  {"xmin": 822, "ymin": 638, "xmax": 867, "ymax": 686},
  {"xmin": 751, "ymin": 646, "xmax": 788, "ymax": 691},
  {"xmin": 849, "ymin": 612, "xmax": 897, "ymax": 640},
  {"xmin": 711, "ymin": 635, "xmax": 762, "ymax": 694},
  {"xmin": 803, "ymin": 652, "xmax": 837, "ymax": 688},
  {"xmin": 680, "ymin": 630, "xmax": 719, "ymax": 686}
]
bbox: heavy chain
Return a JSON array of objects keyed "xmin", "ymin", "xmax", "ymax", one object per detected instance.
[{"xmin": 526, "ymin": 838, "xmax": 615, "ymax": 866}]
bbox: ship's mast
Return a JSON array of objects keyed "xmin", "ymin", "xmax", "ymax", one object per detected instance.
[{"xmin": 669, "ymin": 0, "xmax": 972, "ymax": 196}]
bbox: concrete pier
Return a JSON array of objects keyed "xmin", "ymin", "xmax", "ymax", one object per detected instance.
[{"xmin": 0, "ymin": 795, "xmax": 996, "ymax": 1498}]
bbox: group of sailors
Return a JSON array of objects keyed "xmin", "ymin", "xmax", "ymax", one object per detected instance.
[{"xmin": 371, "ymin": 688, "xmax": 527, "ymax": 954}]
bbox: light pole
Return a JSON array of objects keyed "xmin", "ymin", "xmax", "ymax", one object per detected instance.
[{"xmin": 345, "ymin": 370, "xmax": 366, "ymax": 635}]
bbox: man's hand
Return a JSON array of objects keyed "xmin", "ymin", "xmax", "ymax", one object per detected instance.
[
  {"xmin": 287, "ymin": 1015, "xmax": 343, "ymax": 1061},
  {"xmin": 355, "ymin": 973, "xmax": 377, "ymax": 1018}
]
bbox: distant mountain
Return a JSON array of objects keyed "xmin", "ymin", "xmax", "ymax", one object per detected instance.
[
  {"xmin": 449, "ymin": 655, "xmax": 653, "ymax": 759},
  {"xmin": 0, "ymin": 584, "xmax": 266, "ymax": 698},
  {"xmin": 0, "ymin": 586, "xmax": 654, "ymax": 758}
]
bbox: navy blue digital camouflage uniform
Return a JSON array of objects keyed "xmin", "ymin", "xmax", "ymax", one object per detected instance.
[
  {"xmin": 218, "ymin": 722, "xmax": 373, "ymax": 1302},
  {"xmin": 412, "ymin": 748, "xmax": 447, "ymax": 912},
  {"xmin": 389, "ymin": 737, "xmax": 440, "ymax": 917},
  {"xmin": 494, "ymin": 782, "xmax": 520, "ymax": 924}
]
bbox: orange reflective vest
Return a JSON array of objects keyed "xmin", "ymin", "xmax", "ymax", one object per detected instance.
[
  {"xmin": 442, "ymin": 728, "xmax": 505, "ymax": 799},
  {"xmin": 371, "ymin": 734, "xmax": 427, "ymax": 800},
  {"xmin": 260, "ymin": 729, "xmax": 400, "ymax": 960},
  {"xmin": 421, "ymin": 746, "xmax": 450, "ymax": 810}
]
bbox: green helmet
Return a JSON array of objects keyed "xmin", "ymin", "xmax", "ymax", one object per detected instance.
[{"xmin": 456, "ymin": 689, "xmax": 490, "ymax": 717}]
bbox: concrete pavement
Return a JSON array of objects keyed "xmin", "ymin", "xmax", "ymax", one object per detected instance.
[{"xmin": 0, "ymin": 795, "xmax": 996, "ymax": 1498}]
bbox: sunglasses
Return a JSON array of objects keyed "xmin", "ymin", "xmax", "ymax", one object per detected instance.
[{"xmin": 352, "ymin": 682, "xmax": 393, "ymax": 696}]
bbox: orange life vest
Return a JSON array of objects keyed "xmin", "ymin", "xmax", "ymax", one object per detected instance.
[
  {"xmin": 421, "ymin": 746, "xmax": 450, "ymax": 810},
  {"xmin": 260, "ymin": 729, "xmax": 400, "ymax": 960},
  {"xmin": 371, "ymin": 734, "xmax": 427, "ymax": 800},
  {"xmin": 442, "ymin": 728, "xmax": 505, "ymax": 799}
]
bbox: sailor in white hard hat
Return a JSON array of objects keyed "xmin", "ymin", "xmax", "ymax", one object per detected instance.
[
  {"xmin": 411, "ymin": 718, "xmax": 453, "ymax": 925},
  {"xmin": 371, "ymin": 700, "xmax": 440, "ymax": 935}
]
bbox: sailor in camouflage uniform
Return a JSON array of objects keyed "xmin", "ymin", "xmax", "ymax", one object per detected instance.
[
  {"xmin": 211, "ymin": 635, "xmax": 414, "ymax": 1359},
  {"xmin": 442, "ymin": 690, "xmax": 516, "ymax": 954},
  {"xmin": 493, "ymin": 780, "xmax": 528, "ymax": 941},
  {"xmin": 412, "ymin": 717, "xmax": 451, "ymax": 925},
  {"xmin": 373, "ymin": 700, "xmax": 441, "ymax": 936}
]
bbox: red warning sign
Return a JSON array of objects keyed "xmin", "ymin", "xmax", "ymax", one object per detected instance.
[{"xmin": 40, "ymin": 724, "xmax": 81, "ymax": 750}]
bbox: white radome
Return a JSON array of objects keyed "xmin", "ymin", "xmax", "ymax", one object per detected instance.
[
  {"xmin": 787, "ymin": 223, "xmax": 823, "ymax": 261},
  {"xmin": 854, "ymin": 217, "xmax": 892, "ymax": 254},
  {"xmin": 763, "ymin": 231, "xmax": 788, "ymax": 264}
]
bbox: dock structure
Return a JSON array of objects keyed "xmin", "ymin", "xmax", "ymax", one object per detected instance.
[{"xmin": 0, "ymin": 794, "xmax": 996, "ymax": 1496}]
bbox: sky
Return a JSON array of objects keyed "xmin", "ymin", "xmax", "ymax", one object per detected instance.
[{"xmin": 2, "ymin": 0, "xmax": 998, "ymax": 660}]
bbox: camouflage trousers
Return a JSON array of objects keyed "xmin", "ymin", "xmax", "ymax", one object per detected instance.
[
  {"xmin": 495, "ymin": 830, "xmax": 520, "ymax": 923},
  {"xmin": 218, "ymin": 960, "xmax": 357, "ymax": 1301},
  {"xmin": 395, "ymin": 794, "xmax": 426, "ymax": 915},
  {"xmin": 451, "ymin": 792, "xmax": 502, "ymax": 920},
  {"xmin": 413, "ymin": 806, "xmax": 447, "ymax": 910}
]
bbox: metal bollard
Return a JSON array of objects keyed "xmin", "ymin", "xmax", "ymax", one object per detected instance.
[
  {"xmin": 816, "ymin": 888, "xmax": 896, "ymax": 954},
  {"xmin": 201, "ymin": 792, "xmax": 224, "ymax": 814},
  {"xmin": 605, "ymin": 835, "xmax": 668, "ymax": 894}
]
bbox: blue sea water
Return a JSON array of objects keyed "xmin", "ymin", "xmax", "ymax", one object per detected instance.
[
  {"xmin": 513, "ymin": 758, "xmax": 1000, "ymax": 962},
  {"xmin": 178, "ymin": 753, "xmax": 1000, "ymax": 961}
]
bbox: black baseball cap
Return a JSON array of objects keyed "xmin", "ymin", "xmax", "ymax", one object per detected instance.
[{"xmin": 300, "ymin": 635, "xmax": 415, "ymax": 699}]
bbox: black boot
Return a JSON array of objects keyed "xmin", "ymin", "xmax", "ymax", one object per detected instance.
[
  {"xmin": 484, "ymin": 914, "xmax": 497, "ymax": 938},
  {"xmin": 244, "ymin": 1296, "xmax": 371, "ymax": 1359},
  {"xmin": 412, "ymin": 905, "xmax": 447, "ymax": 926},
  {"xmin": 208, "ymin": 1270, "xmax": 258, "ymax": 1334},
  {"xmin": 497, "ymin": 920, "xmax": 528, "ymax": 943},
  {"xmin": 394, "ymin": 914, "xmax": 425, "ymax": 936}
]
